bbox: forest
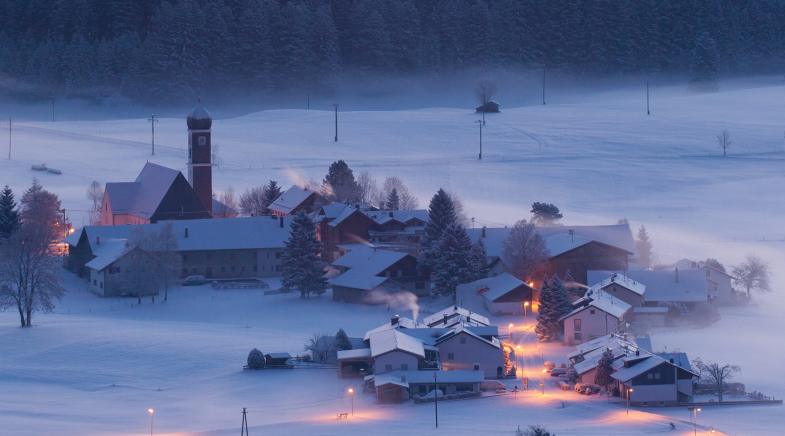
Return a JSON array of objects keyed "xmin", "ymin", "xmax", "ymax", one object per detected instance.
[{"xmin": 1, "ymin": 0, "xmax": 784, "ymax": 102}]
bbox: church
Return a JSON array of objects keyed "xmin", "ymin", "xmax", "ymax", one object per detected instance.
[{"xmin": 99, "ymin": 105, "xmax": 227, "ymax": 225}]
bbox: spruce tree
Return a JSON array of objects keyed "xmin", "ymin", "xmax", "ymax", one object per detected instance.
[
  {"xmin": 262, "ymin": 180, "xmax": 283, "ymax": 211},
  {"xmin": 470, "ymin": 239, "xmax": 489, "ymax": 280},
  {"xmin": 530, "ymin": 202, "xmax": 563, "ymax": 225},
  {"xmin": 0, "ymin": 185, "xmax": 20, "ymax": 239},
  {"xmin": 636, "ymin": 225, "xmax": 653, "ymax": 268},
  {"xmin": 335, "ymin": 328, "xmax": 352, "ymax": 351},
  {"xmin": 386, "ymin": 188, "xmax": 400, "ymax": 210},
  {"xmin": 420, "ymin": 189, "xmax": 457, "ymax": 272},
  {"xmin": 281, "ymin": 213, "xmax": 327, "ymax": 298},
  {"xmin": 594, "ymin": 348, "xmax": 615, "ymax": 392},
  {"xmin": 323, "ymin": 160, "xmax": 361, "ymax": 203},
  {"xmin": 432, "ymin": 222, "xmax": 474, "ymax": 297},
  {"xmin": 535, "ymin": 277, "xmax": 571, "ymax": 342}
]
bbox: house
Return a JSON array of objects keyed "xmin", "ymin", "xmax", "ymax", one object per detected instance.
[
  {"xmin": 668, "ymin": 259, "xmax": 736, "ymax": 304},
  {"xmin": 612, "ymin": 354, "xmax": 698, "ymax": 405},
  {"xmin": 268, "ymin": 185, "xmax": 325, "ymax": 217},
  {"xmin": 588, "ymin": 269, "xmax": 711, "ymax": 315},
  {"xmin": 569, "ymin": 334, "xmax": 646, "ymax": 385},
  {"xmin": 561, "ymin": 290, "xmax": 632, "ymax": 345},
  {"xmin": 100, "ymin": 162, "xmax": 210, "ymax": 226},
  {"xmin": 337, "ymin": 307, "xmax": 512, "ymax": 400},
  {"xmin": 456, "ymin": 273, "xmax": 536, "ymax": 316},
  {"xmin": 330, "ymin": 245, "xmax": 427, "ymax": 303},
  {"xmin": 468, "ymin": 223, "xmax": 636, "ymax": 284},
  {"xmin": 66, "ymin": 216, "xmax": 291, "ymax": 294},
  {"xmin": 84, "ymin": 239, "xmax": 157, "ymax": 297},
  {"xmin": 587, "ymin": 272, "xmax": 646, "ymax": 308},
  {"xmin": 364, "ymin": 209, "xmax": 429, "ymax": 256},
  {"xmin": 372, "ymin": 370, "xmax": 484, "ymax": 403},
  {"xmin": 314, "ymin": 204, "xmax": 379, "ymax": 262}
]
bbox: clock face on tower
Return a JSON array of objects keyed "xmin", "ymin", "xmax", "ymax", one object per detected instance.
[{"xmin": 198, "ymin": 136, "xmax": 207, "ymax": 146}]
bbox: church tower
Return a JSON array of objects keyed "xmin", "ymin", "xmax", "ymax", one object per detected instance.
[{"xmin": 187, "ymin": 104, "xmax": 213, "ymax": 215}]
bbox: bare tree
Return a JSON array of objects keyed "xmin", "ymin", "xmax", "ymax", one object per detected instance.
[
  {"xmin": 694, "ymin": 359, "xmax": 740, "ymax": 402},
  {"xmin": 717, "ymin": 129, "xmax": 731, "ymax": 157},
  {"xmin": 150, "ymin": 223, "xmax": 181, "ymax": 302},
  {"xmin": 732, "ymin": 255, "xmax": 771, "ymax": 298},
  {"xmin": 0, "ymin": 180, "xmax": 65, "ymax": 326},
  {"xmin": 356, "ymin": 171, "xmax": 379, "ymax": 207},
  {"xmin": 86, "ymin": 180, "xmax": 103, "ymax": 225},
  {"xmin": 475, "ymin": 78, "xmax": 497, "ymax": 106},
  {"xmin": 501, "ymin": 219, "xmax": 549, "ymax": 281},
  {"xmin": 378, "ymin": 176, "xmax": 418, "ymax": 210},
  {"xmin": 239, "ymin": 186, "xmax": 267, "ymax": 216},
  {"xmin": 215, "ymin": 186, "xmax": 238, "ymax": 218},
  {"xmin": 126, "ymin": 227, "xmax": 159, "ymax": 304}
]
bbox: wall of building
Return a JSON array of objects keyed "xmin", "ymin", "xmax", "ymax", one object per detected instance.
[
  {"xmin": 88, "ymin": 268, "xmax": 106, "ymax": 296},
  {"xmin": 486, "ymin": 300, "xmax": 524, "ymax": 316},
  {"xmin": 374, "ymin": 351, "xmax": 420, "ymax": 374},
  {"xmin": 602, "ymin": 283, "xmax": 644, "ymax": 307},
  {"xmin": 550, "ymin": 242, "xmax": 629, "ymax": 285},
  {"xmin": 180, "ymin": 248, "xmax": 283, "ymax": 279},
  {"xmin": 563, "ymin": 308, "xmax": 623, "ymax": 346},
  {"xmin": 437, "ymin": 333, "xmax": 505, "ymax": 379}
]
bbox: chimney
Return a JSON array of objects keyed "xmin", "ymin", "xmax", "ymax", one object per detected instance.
[
  {"xmin": 96, "ymin": 236, "xmax": 101, "ymax": 245},
  {"xmin": 669, "ymin": 358, "xmax": 674, "ymax": 364},
  {"xmin": 184, "ymin": 227, "xmax": 189, "ymax": 238},
  {"xmin": 675, "ymin": 267, "xmax": 679, "ymax": 283},
  {"xmin": 635, "ymin": 349, "xmax": 640, "ymax": 356},
  {"xmin": 569, "ymin": 229, "xmax": 575, "ymax": 243},
  {"xmin": 279, "ymin": 216, "xmax": 284, "ymax": 228},
  {"xmin": 391, "ymin": 315, "xmax": 400, "ymax": 326}
]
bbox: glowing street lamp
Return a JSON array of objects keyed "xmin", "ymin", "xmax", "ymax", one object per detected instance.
[
  {"xmin": 523, "ymin": 301, "xmax": 530, "ymax": 317},
  {"xmin": 540, "ymin": 368, "xmax": 547, "ymax": 395},
  {"xmin": 347, "ymin": 387, "xmax": 355, "ymax": 416},
  {"xmin": 626, "ymin": 387, "xmax": 634, "ymax": 415},
  {"xmin": 508, "ymin": 323, "xmax": 514, "ymax": 339},
  {"xmin": 690, "ymin": 407, "xmax": 701, "ymax": 436},
  {"xmin": 147, "ymin": 408, "xmax": 155, "ymax": 436}
]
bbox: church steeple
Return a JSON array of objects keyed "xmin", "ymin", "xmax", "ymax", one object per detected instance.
[{"xmin": 187, "ymin": 103, "xmax": 213, "ymax": 215}]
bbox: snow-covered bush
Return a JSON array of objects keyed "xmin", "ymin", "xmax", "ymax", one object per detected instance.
[{"xmin": 247, "ymin": 348, "xmax": 265, "ymax": 369}]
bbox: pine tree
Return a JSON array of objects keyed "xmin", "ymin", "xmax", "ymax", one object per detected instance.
[
  {"xmin": 0, "ymin": 185, "xmax": 20, "ymax": 239},
  {"xmin": 432, "ymin": 222, "xmax": 474, "ymax": 297},
  {"xmin": 420, "ymin": 189, "xmax": 457, "ymax": 272},
  {"xmin": 535, "ymin": 277, "xmax": 572, "ymax": 342},
  {"xmin": 594, "ymin": 348, "xmax": 615, "ymax": 392},
  {"xmin": 636, "ymin": 225, "xmax": 653, "ymax": 268},
  {"xmin": 323, "ymin": 160, "xmax": 361, "ymax": 203},
  {"xmin": 262, "ymin": 180, "xmax": 283, "ymax": 211},
  {"xmin": 530, "ymin": 202, "xmax": 563, "ymax": 225},
  {"xmin": 386, "ymin": 188, "xmax": 400, "ymax": 210},
  {"xmin": 281, "ymin": 212, "xmax": 327, "ymax": 298},
  {"xmin": 470, "ymin": 239, "xmax": 489, "ymax": 280},
  {"xmin": 335, "ymin": 328, "xmax": 352, "ymax": 351}
]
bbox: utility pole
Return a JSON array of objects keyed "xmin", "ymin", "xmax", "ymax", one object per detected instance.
[
  {"xmin": 51, "ymin": 95, "xmax": 55, "ymax": 122},
  {"xmin": 475, "ymin": 119, "xmax": 483, "ymax": 160},
  {"xmin": 307, "ymin": 95, "xmax": 310, "ymax": 110},
  {"xmin": 646, "ymin": 80, "xmax": 650, "ymax": 116},
  {"xmin": 333, "ymin": 104, "xmax": 338, "ymax": 142},
  {"xmin": 7, "ymin": 117, "xmax": 11, "ymax": 160},
  {"xmin": 147, "ymin": 114, "xmax": 158, "ymax": 155},
  {"xmin": 240, "ymin": 407, "xmax": 249, "ymax": 436},
  {"xmin": 433, "ymin": 372, "xmax": 438, "ymax": 428},
  {"xmin": 482, "ymin": 108, "xmax": 486, "ymax": 126},
  {"xmin": 542, "ymin": 68, "xmax": 546, "ymax": 105}
]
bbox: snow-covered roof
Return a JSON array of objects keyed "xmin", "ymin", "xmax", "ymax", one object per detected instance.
[
  {"xmin": 574, "ymin": 340, "xmax": 647, "ymax": 375},
  {"xmin": 265, "ymin": 352, "xmax": 292, "ymax": 359},
  {"xmin": 422, "ymin": 305, "xmax": 490, "ymax": 328},
  {"xmin": 369, "ymin": 329, "xmax": 425, "ymax": 358},
  {"xmin": 268, "ymin": 185, "xmax": 317, "ymax": 215},
  {"xmin": 363, "ymin": 316, "xmax": 423, "ymax": 341},
  {"xmin": 328, "ymin": 269, "xmax": 389, "ymax": 291},
  {"xmin": 467, "ymin": 223, "xmax": 636, "ymax": 260},
  {"xmin": 336, "ymin": 348, "xmax": 372, "ymax": 360},
  {"xmin": 373, "ymin": 370, "xmax": 483, "ymax": 387},
  {"xmin": 633, "ymin": 306, "xmax": 668, "ymax": 314},
  {"xmin": 84, "ymin": 238, "xmax": 132, "ymax": 271},
  {"xmin": 562, "ymin": 289, "xmax": 631, "ymax": 320},
  {"xmin": 657, "ymin": 352, "xmax": 692, "ymax": 371},
  {"xmin": 589, "ymin": 272, "xmax": 646, "ymax": 296},
  {"xmin": 611, "ymin": 354, "xmax": 698, "ymax": 382},
  {"xmin": 104, "ymin": 162, "xmax": 181, "ymax": 219},
  {"xmin": 461, "ymin": 272, "xmax": 531, "ymax": 303},
  {"xmin": 74, "ymin": 216, "xmax": 291, "ymax": 253},
  {"xmin": 332, "ymin": 246, "xmax": 409, "ymax": 275},
  {"xmin": 588, "ymin": 269, "xmax": 708, "ymax": 303},
  {"xmin": 364, "ymin": 209, "xmax": 429, "ymax": 226},
  {"xmin": 435, "ymin": 325, "xmax": 501, "ymax": 349}
]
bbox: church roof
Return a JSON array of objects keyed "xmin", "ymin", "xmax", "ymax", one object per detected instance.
[
  {"xmin": 104, "ymin": 162, "xmax": 180, "ymax": 219},
  {"xmin": 187, "ymin": 104, "xmax": 212, "ymax": 129}
]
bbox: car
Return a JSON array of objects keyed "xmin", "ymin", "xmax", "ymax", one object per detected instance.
[
  {"xmin": 550, "ymin": 367, "xmax": 567, "ymax": 377},
  {"xmin": 182, "ymin": 275, "xmax": 208, "ymax": 286},
  {"xmin": 543, "ymin": 361, "xmax": 556, "ymax": 372}
]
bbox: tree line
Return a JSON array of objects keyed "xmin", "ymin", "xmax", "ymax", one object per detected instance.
[{"xmin": 2, "ymin": 0, "xmax": 785, "ymax": 102}]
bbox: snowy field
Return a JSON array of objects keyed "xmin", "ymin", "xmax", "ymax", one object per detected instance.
[{"xmin": 1, "ymin": 78, "xmax": 784, "ymax": 435}]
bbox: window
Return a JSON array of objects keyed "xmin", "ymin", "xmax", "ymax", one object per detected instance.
[
  {"xmin": 574, "ymin": 318, "xmax": 582, "ymax": 332},
  {"xmin": 93, "ymin": 279, "xmax": 97, "ymax": 286},
  {"xmin": 401, "ymin": 363, "xmax": 408, "ymax": 370},
  {"xmin": 100, "ymin": 282, "xmax": 103, "ymax": 289},
  {"xmin": 385, "ymin": 364, "xmax": 392, "ymax": 372},
  {"xmin": 654, "ymin": 372, "xmax": 661, "ymax": 380},
  {"xmin": 275, "ymin": 252, "xmax": 282, "ymax": 259},
  {"xmin": 574, "ymin": 332, "xmax": 582, "ymax": 341},
  {"xmin": 590, "ymin": 309, "xmax": 596, "ymax": 315},
  {"xmin": 447, "ymin": 353, "xmax": 454, "ymax": 360}
]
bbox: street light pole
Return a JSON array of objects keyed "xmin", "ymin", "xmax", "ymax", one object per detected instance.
[
  {"xmin": 626, "ymin": 387, "xmax": 634, "ymax": 415},
  {"xmin": 147, "ymin": 408, "xmax": 155, "ymax": 436},
  {"xmin": 347, "ymin": 387, "xmax": 355, "ymax": 416},
  {"xmin": 690, "ymin": 407, "xmax": 701, "ymax": 436}
]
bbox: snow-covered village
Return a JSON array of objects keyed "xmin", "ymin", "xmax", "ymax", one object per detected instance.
[{"xmin": 2, "ymin": 2, "xmax": 785, "ymax": 436}]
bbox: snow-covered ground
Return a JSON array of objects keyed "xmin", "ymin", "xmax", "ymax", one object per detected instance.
[{"xmin": 1, "ymin": 78, "xmax": 784, "ymax": 435}]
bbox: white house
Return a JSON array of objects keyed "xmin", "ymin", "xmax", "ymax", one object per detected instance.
[{"xmin": 561, "ymin": 290, "xmax": 631, "ymax": 346}]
